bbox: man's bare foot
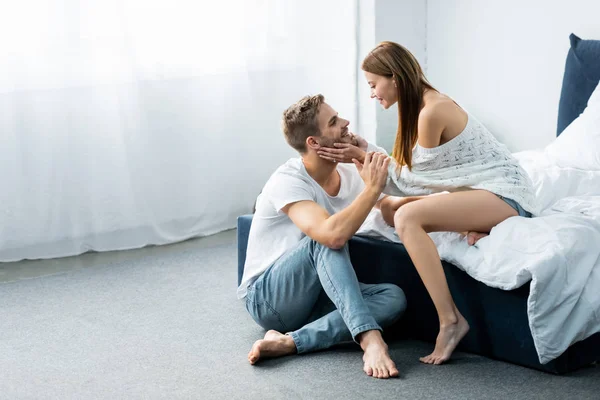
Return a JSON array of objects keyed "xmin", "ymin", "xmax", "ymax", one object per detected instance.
[
  {"xmin": 420, "ymin": 313, "xmax": 470, "ymax": 365},
  {"xmin": 359, "ymin": 330, "xmax": 399, "ymax": 379},
  {"xmin": 467, "ymin": 231, "xmax": 488, "ymax": 245},
  {"xmin": 248, "ymin": 330, "xmax": 297, "ymax": 365}
]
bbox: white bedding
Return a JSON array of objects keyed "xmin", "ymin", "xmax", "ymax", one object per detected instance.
[{"xmin": 357, "ymin": 149, "xmax": 600, "ymax": 364}]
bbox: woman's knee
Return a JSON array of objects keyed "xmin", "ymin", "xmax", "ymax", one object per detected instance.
[
  {"xmin": 380, "ymin": 199, "xmax": 398, "ymax": 227},
  {"xmin": 381, "ymin": 197, "xmax": 412, "ymax": 227},
  {"xmin": 393, "ymin": 204, "xmax": 421, "ymax": 241},
  {"xmin": 381, "ymin": 206, "xmax": 395, "ymax": 227}
]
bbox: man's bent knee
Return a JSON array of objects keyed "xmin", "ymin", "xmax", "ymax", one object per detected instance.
[{"xmin": 307, "ymin": 237, "xmax": 350, "ymax": 253}]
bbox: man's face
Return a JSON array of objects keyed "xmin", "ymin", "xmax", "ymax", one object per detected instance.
[{"xmin": 314, "ymin": 103, "xmax": 356, "ymax": 148}]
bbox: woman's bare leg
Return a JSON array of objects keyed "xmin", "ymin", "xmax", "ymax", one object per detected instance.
[
  {"xmin": 381, "ymin": 194, "xmax": 490, "ymax": 245},
  {"xmin": 393, "ymin": 190, "xmax": 517, "ymax": 364},
  {"xmin": 380, "ymin": 196, "xmax": 427, "ymax": 226}
]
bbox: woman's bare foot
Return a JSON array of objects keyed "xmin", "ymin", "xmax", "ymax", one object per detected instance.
[
  {"xmin": 359, "ymin": 330, "xmax": 399, "ymax": 379},
  {"xmin": 420, "ymin": 313, "xmax": 470, "ymax": 365},
  {"xmin": 247, "ymin": 330, "xmax": 297, "ymax": 365},
  {"xmin": 466, "ymin": 231, "xmax": 488, "ymax": 245}
]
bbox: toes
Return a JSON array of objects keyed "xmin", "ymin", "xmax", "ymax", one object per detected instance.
[
  {"xmin": 387, "ymin": 361, "xmax": 399, "ymax": 377},
  {"xmin": 420, "ymin": 355, "xmax": 435, "ymax": 364},
  {"xmin": 248, "ymin": 340, "xmax": 263, "ymax": 365},
  {"xmin": 364, "ymin": 365, "xmax": 373, "ymax": 376},
  {"xmin": 434, "ymin": 356, "xmax": 448, "ymax": 365}
]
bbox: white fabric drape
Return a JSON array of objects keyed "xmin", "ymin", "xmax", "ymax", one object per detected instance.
[{"xmin": 0, "ymin": 0, "xmax": 358, "ymax": 261}]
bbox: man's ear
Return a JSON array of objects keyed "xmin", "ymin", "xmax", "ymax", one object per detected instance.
[{"xmin": 306, "ymin": 136, "xmax": 320, "ymax": 150}]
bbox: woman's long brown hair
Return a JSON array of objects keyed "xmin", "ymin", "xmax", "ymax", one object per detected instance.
[{"xmin": 362, "ymin": 41, "xmax": 435, "ymax": 170}]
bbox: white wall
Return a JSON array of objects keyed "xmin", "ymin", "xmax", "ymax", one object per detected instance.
[
  {"xmin": 370, "ymin": 0, "xmax": 427, "ymax": 152},
  {"xmin": 356, "ymin": 0, "xmax": 377, "ymax": 143},
  {"xmin": 356, "ymin": 0, "xmax": 427, "ymax": 152},
  {"xmin": 427, "ymin": 0, "xmax": 600, "ymax": 151}
]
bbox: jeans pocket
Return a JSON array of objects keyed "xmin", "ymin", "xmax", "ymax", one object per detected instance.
[{"xmin": 245, "ymin": 278, "xmax": 263, "ymax": 304}]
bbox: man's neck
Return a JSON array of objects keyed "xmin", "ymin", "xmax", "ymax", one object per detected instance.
[{"xmin": 302, "ymin": 153, "xmax": 338, "ymax": 188}]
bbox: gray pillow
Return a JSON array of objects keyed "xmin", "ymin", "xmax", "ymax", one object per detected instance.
[{"xmin": 557, "ymin": 33, "xmax": 600, "ymax": 136}]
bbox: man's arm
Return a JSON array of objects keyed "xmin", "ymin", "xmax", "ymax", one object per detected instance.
[
  {"xmin": 283, "ymin": 152, "xmax": 390, "ymax": 249},
  {"xmin": 283, "ymin": 187, "xmax": 381, "ymax": 249}
]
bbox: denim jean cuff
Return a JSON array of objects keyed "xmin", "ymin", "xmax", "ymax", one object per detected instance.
[
  {"xmin": 350, "ymin": 324, "xmax": 382, "ymax": 343},
  {"xmin": 287, "ymin": 331, "xmax": 305, "ymax": 354}
]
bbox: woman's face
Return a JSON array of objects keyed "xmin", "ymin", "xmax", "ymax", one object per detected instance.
[{"xmin": 364, "ymin": 71, "xmax": 397, "ymax": 110}]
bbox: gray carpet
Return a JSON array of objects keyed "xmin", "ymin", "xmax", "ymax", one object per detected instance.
[{"xmin": 1, "ymin": 233, "xmax": 599, "ymax": 400}]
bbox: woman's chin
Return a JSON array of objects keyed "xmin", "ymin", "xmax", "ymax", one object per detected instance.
[{"xmin": 380, "ymin": 100, "xmax": 397, "ymax": 110}]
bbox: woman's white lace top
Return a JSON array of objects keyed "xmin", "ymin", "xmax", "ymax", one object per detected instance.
[{"xmin": 371, "ymin": 113, "xmax": 537, "ymax": 214}]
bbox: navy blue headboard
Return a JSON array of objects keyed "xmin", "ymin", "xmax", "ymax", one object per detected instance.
[{"xmin": 557, "ymin": 34, "xmax": 600, "ymax": 136}]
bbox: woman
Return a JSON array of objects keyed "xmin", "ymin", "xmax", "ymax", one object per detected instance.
[{"xmin": 318, "ymin": 41, "xmax": 536, "ymax": 365}]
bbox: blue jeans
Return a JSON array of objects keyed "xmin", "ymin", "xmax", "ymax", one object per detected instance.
[
  {"xmin": 245, "ymin": 236, "xmax": 407, "ymax": 354},
  {"xmin": 498, "ymin": 195, "xmax": 532, "ymax": 218}
]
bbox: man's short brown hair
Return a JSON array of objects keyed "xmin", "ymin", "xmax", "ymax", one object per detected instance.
[{"xmin": 282, "ymin": 94, "xmax": 324, "ymax": 153}]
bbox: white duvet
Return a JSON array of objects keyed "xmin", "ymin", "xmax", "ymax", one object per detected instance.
[{"xmin": 357, "ymin": 149, "xmax": 600, "ymax": 364}]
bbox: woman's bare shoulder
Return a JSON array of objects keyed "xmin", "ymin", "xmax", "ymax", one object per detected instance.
[
  {"xmin": 421, "ymin": 94, "xmax": 461, "ymax": 119},
  {"xmin": 427, "ymin": 91, "xmax": 467, "ymax": 118},
  {"xmin": 418, "ymin": 95, "xmax": 455, "ymax": 131},
  {"xmin": 419, "ymin": 94, "xmax": 468, "ymax": 145}
]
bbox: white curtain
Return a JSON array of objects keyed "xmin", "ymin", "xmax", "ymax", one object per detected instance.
[{"xmin": 0, "ymin": 0, "xmax": 358, "ymax": 261}]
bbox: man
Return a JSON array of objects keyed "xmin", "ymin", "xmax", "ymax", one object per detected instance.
[{"xmin": 237, "ymin": 94, "xmax": 406, "ymax": 379}]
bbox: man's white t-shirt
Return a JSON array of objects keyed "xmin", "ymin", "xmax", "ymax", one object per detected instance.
[{"xmin": 237, "ymin": 157, "xmax": 377, "ymax": 299}]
